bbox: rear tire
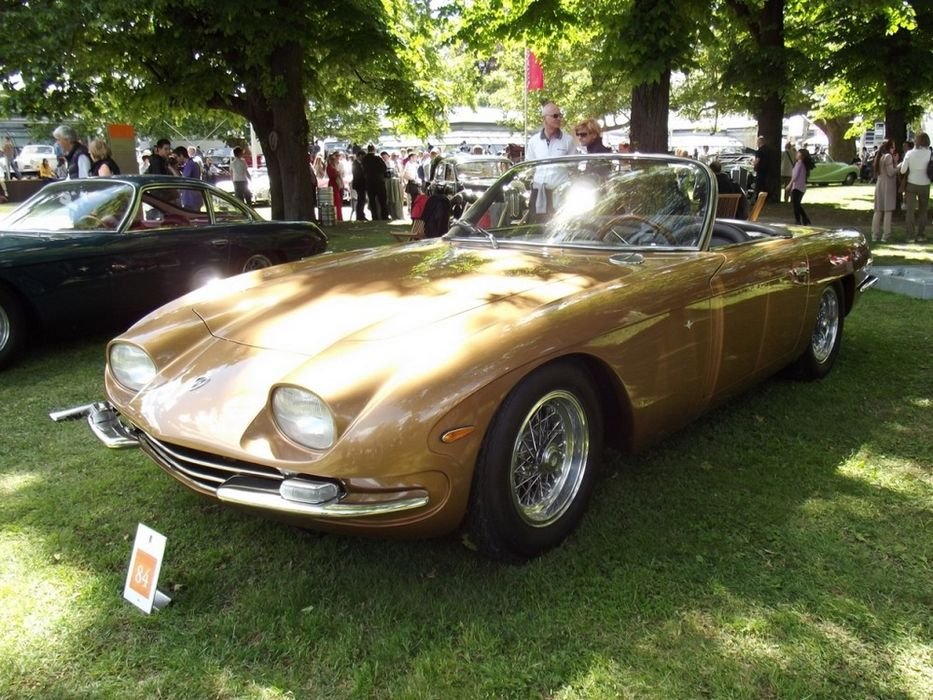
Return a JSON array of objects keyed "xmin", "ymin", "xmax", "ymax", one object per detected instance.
[
  {"xmin": 241, "ymin": 253, "xmax": 275, "ymax": 273},
  {"xmin": 844, "ymin": 173, "xmax": 857, "ymax": 186},
  {"xmin": 0, "ymin": 287, "xmax": 26, "ymax": 371},
  {"xmin": 787, "ymin": 283, "xmax": 844, "ymax": 380},
  {"xmin": 463, "ymin": 362, "xmax": 604, "ymax": 562}
]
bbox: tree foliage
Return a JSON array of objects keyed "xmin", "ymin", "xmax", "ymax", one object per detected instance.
[
  {"xmin": 2, "ymin": 0, "xmax": 932, "ymax": 216},
  {"xmin": 0, "ymin": 0, "xmax": 447, "ymax": 218}
]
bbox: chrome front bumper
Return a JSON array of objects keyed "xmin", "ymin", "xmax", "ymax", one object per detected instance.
[
  {"xmin": 49, "ymin": 402, "xmax": 429, "ymax": 518},
  {"xmin": 49, "ymin": 402, "xmax": 139, "ymax": 448},
  {"xmin": 857, "ymin": 275, "xmax": 879, "ymax": 293}
]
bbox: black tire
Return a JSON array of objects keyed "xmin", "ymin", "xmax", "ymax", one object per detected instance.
[
  {"xmin": 786, "ymin": 283, "xmax": 844, "ymax": 380},
  {"xmin": 463, "ymin": 362, "xmax": 604, "ymax": 562},
  {"xmin": 844, "ymin": 173, "xmax": 857, "ymax": 186},
  {"xmin": 0, "ymin": 286, "xmax": 27, "ymax": 372}
]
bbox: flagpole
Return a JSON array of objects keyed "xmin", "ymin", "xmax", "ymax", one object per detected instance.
[{"xmin": 523, "ymin": 48, "xmax": 529, "ymax": 156}]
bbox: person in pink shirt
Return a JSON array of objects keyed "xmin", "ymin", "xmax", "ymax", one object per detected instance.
[{"xmin": 785, "ymin": 147, "xmax": 816, "ymax": 225}]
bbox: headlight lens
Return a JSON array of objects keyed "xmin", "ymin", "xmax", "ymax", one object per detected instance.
[
  {"xmin": 109, "ymin": 343, "xmax": 157, "ymax": 391},
  {"xmin": 271, "ymin": 386, "xmax": 336, "ymax": 450}
]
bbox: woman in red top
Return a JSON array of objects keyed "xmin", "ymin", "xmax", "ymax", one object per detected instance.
[{"xmin": 326, "ymin": 153, "xmax": 344, "ymax": 221}]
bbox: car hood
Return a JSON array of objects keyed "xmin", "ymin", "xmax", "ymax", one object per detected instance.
[{"xmin": 191, "ymin": 242, "xmax": 626, "ymax": 356}]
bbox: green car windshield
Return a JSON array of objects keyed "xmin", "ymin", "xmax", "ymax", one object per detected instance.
[{"xmin": 2, "ymin": 181, "xmax": 135, "ymax": 232}]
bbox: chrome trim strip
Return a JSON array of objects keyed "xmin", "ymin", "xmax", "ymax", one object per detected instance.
[
  {"xmin": 216, "ymin": 482, "xmax": 430, "ymax": 518},
  {"xmin": 858, "ymin": 275, "xmax": 878, "ymax": 293},
  {"xmin": 139, "ymin": 436, "xmax": 227, "ymax": 486},
  {"xmin": 141, "ymin": 433, "xmax": 283, "ymax": 482}
]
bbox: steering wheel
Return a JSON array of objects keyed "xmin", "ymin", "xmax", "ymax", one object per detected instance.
[
  {"xmin": 75, "ymin": 214, "xmax": 106, "ymax": 229},
  {"xmin": 596, "ymin": 214, "xmax": 675, "ymax": 245}
]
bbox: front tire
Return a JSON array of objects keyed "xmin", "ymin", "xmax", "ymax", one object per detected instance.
[
  {"xmin": 0, "ymin": 286, "xmax": 26, "ymax": 371},
  {"xmin": 463, "ymin": 362, "xmax": 604, "ymax": 562},
  {"xmin": 787, "ymin": 283, "xmax": 844, "ymax": 380},
  {"xmin": 844, "ymin": 173, "xmax": 857, "ymax": 186}
]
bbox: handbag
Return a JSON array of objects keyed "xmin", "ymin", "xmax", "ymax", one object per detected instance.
[{"xmin": 927, "ymin": 153, "xmax": 933, "ymax": 180}]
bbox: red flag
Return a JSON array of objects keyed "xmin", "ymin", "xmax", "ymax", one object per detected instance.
[{"xmin": 526, "ymin": 51, "xmax": 544, "ymax": 91}]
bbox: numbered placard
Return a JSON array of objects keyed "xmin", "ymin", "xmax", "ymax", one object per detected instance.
[{"xmin": 123, "ymin": 523, "xmax": 168, "ymax": 614}]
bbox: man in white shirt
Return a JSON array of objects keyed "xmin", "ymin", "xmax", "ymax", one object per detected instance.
[
  {"xmin": 525, "ymin": 102, "xmax": 575, "ymax": 220},
  {"xmin": 898, "ymin": 132, "xmax": 931, "ymax": 242}
]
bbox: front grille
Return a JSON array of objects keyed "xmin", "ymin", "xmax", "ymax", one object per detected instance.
[{"xmin": 138, "ymin": 432, "xmax": 283, "ymax": 495}]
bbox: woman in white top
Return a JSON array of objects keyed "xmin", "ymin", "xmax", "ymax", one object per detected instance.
[{"xmin": 898, "ymin": 132, "xmax": 931, "ymax": 242}]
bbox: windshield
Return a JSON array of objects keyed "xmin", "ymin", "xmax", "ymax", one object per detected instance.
[
  {"xmin": 447, "ymin": 154, "xmax": 714, "ymax": 249},
  {"xmin": 1, "ymin": 181, "xmax": 135, "ymax": 232},
  {"xmin": 457, "ymin": 159, "xmax": 511, "ymax": 182}
]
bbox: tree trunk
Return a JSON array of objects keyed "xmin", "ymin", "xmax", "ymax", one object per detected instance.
[
  {"xmin": 756, "ymin": 94, "xmax": 783, "ymax": 203},
  {"xmin": 885, "ymin": 106, "xmax": 908, "ymax": 216},
  {"xmin": 884, "ymin": 107, "xmax": 908, "ymax": 155},
  {"xmin": 751, "ymin": 0, "xmax": 786, "ymax": 203},
  {"xmin": 244, "ymin": 42, "xmax": 315, "ymax": 221},
  {"xmin": 630, "ymin": 69, "xmax": 670, "ymax": 154},
  {"xmin": 814, "ymin": 116, "xmax": 856, "ymax": 163}
]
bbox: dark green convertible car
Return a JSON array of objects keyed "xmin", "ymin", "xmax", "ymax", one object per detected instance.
[{"xmin": 0, "ymin": 176, "xmax": 327, "ymax": 370}]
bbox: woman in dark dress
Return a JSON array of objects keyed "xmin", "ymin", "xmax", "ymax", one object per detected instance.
[
  {"xmin": 574, "ymin": 119, "xmax": 612, "ymax": 154},
  {"xmin": 88, "ymin": 138, "xmax": 121, "ymax": 176}
]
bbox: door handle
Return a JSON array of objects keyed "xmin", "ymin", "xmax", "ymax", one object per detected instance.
[{"xmin": 210, "ymin": 239, "xmax": 230, "ymax": 248}]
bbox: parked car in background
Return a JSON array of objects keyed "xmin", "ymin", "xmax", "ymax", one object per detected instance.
[
  {"xmin": 60, "ymin": 154, "xmax": 875, "ymax": 562},
  {"xmin": 427, "ymin": 154, "xmax": 512, "ymax": 217},
  {"xmin": 14, "ymin": 144, "xmax": 58, "ymax": 176},
  {"xmin": 205, "ymin": 147, "xmax": 234, "ymax": 174},
  {"xmin": 217, "ymin": 168, "xmax": 271, "ymax": 205},
  {"xmin": 807, "ymin": 154, "xmax": 860, "ymax": 186},
  {"xmin": 0, "ymin": 175, "xmax": 326, "ymax": 370}
]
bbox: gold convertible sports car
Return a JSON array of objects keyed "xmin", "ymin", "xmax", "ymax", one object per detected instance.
[{"xmin": 55, "ymin": 154, "xmax": 876, "ymax": 562}]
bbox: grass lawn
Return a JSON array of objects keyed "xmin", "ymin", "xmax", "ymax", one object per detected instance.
[{"xmin": 1, "ymin": 185, "xmax": 931, "ymax": 698}]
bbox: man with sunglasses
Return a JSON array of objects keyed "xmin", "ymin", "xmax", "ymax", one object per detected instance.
[
  {"xmin": 526, "ymin": 102, "xmax": 575, "ymax": 220},
  {"xmin": 526, "ymin": 102, "xmax": 574, "ymax": 161}
]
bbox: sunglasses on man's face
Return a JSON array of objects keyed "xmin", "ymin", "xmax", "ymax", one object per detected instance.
[{"xmin": 575, "ymin": 131, "xmax": 589, "ymax": 137}]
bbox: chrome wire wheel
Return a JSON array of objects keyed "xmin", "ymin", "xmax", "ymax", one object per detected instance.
[
  {"xmin": 0, "ymin": 305, "xmax": 9, "ymax": 351},
  {"xmin": 242, "ymin": 253, "xmax": 274, "ymax": 272},
  {"xmin": 509, "ymin": 389, "xmax": 589, "ymax": 527},
  {"xmin": 812, "ymin": 286, "xmax": 840, "ymax": 364}
]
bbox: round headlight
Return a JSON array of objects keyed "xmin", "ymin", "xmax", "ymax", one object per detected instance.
[
  {"xmin": 109, "ymin": 343, "xmax": 157, "ymax": 391},
  {"xmin": 272, "ymin": 386, "xmax": 336, "ymax": 451}
]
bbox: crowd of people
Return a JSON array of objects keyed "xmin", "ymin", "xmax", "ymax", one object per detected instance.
[{"xmin": 3, "ymin": 116, "xmax": 930, "ymax": 241}]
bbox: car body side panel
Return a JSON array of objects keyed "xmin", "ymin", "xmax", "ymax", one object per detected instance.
[
  {"xmin": 707, "ymin": 236, "xmax": 810, "ymax": 398},
  {"xmin": 0, "ymin": 232, "xmax": 121, "ymax": 327},
  {"xmin": 106, "ymin": 226, "xmax": 233, "ymax": 315}
]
